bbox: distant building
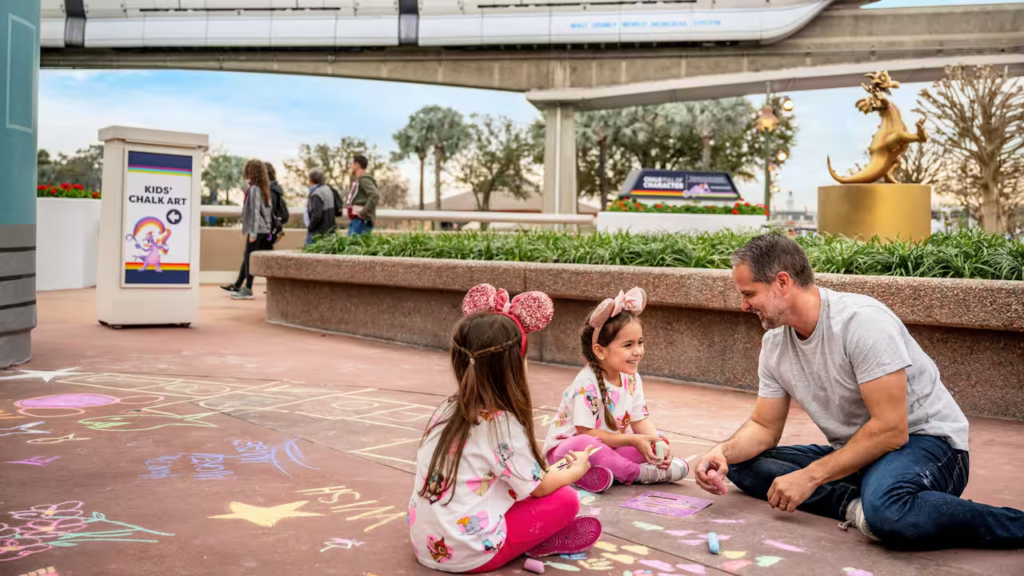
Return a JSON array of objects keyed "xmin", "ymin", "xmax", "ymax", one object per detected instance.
[{"xmin": 770, "ymin": 191, "xmax": 816, "ymax": 233}]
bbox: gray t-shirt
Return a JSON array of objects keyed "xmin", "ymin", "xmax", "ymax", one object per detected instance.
[{"xmin": 758, "ymin": 287, "xmax": 969, "ymax": 451}]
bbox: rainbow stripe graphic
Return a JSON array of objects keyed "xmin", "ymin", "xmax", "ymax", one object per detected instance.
[
  {"xmin": 125, "ymin": 262, "xmax": 190, "ymax": 271},
  {"xmin": 630, "ymin": 189, "xmax": 738, "ymax": 199},
  {"xmin": 127, "ymin": 151, "xmax": 193, "ymax": 177}
]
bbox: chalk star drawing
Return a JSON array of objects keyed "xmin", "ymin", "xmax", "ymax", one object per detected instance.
[
  {"xmin": 0, "ymin": 367, "xmax": 84, "ymax": 383},
  {"xmin": 320, "ymin": 538, "xmax": 364, "ymax": 552},
  {"xmin": 208, "ymin": 501, "xmax": 323, "ymax": 527},
  {"xmin": 0, "ymin": 422, "xmax": 51, "ymax": 438},
  {"xmin": 6, "ymin": 456, "xmax": 60, "ymax": 467}
]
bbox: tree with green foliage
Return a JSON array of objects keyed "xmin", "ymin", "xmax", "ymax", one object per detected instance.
[
  {"xmin": 416, "ymin": 106, "xmax": 470, "ymax": 211},
  {"xmin": 455, "ymin": 115, "xmax": 539, "ymax": 225},
  {"xmin": 284, "ymin": 136, "xmax": 408, "ymax": 208},
  {"xmin": 392, "ymin": 113, "xmax": 433, "ymax": 211},
  {"xmin": 36, "ymin": 144, "xmax": 104, "ymax": 190},
  {"xmin": 201, "ymin": 149, "xmax": 246, "ymax": 205}
]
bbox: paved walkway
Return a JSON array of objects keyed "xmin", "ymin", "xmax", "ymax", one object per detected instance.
[{"xmin": 1, "ymin": 287, "xmax": 1021, "ymax": 576}]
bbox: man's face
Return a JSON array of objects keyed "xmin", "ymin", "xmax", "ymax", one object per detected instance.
[
  {"xmin": 732, "ymin": 263, "xmax": 785, "ymax": 330},
  {"xmin": 349, "ymin": 161, "xmax": 359, "ymax": 175}
]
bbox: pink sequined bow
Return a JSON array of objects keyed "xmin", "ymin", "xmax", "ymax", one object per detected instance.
[{"xmin": 589, "ymin": 287, "xmax": 648, "ymax": 345}]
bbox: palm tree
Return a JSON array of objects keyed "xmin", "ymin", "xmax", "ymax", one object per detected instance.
[
  {"xmin": 392, "ymin": 117, "xmax": 432, "ymax": 211},
  {"xmin": 686, "ymin": 99, "xmax": 751, "ymax": 170}
]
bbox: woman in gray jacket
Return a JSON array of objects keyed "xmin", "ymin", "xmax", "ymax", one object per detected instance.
[{"xmin": 231, "ymin": 159, "xmax": 273, "ymax": 300}]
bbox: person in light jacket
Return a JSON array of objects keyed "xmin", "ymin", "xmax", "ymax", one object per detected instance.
[
  {"xmin": 305, "ymin": 167, "xmax": 336, "ymax": 245},
  {"xmin": 231, "ymin": 159, "xmax": 273, "ymax": 300}
]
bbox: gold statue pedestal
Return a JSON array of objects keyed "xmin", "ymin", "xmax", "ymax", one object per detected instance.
[{"xmin": 818, "ymin": 184, "xmax": 932, "ymax": 243}]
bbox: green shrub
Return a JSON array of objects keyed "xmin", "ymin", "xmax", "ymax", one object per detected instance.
[{"xmin": 304, "ymin": 229, "xmax": 1023, "ymax": 281}]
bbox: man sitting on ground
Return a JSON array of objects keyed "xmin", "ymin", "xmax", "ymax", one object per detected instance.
[{"xmin": 695, "ymin": 233, "xmax": 1024, "ymax": 550}]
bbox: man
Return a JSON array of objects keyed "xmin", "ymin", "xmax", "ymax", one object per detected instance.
[
  {"xmin": 305, "ymin": 167, "xmax": 336, "ymax": 245},
  {"xmin": 345, "ymin": 154, "xmax": 380, "ymax": 236},
  {"xmin": 265, "ymin": 162, "xmax": 290, "ymax": 246},
  {"xmin": 695, "ymin": 233, "xmax": 1024, "ymax": 550}
]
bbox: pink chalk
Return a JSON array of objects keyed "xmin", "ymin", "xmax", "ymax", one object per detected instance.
[
  {"xmin": 763, "ymin": 539, "xmax": 805, "ymax": 553},
  {"xmin": 722, "ymin": 559, "xmax": 752, "ymax": 571},
  {"xmin": 524, "ymin": 558, "xmax": 545, "ymax": 574},
  {"xmin": 639, "ymin": 559, "xmax": 675, "ymax": 571}
]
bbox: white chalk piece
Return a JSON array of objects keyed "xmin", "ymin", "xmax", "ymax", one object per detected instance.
[
  {"xmin": 524, "ymin": 558, "xmax": 545, "ymax": 573},
  {"xmin": 654, "ymin": 440, "xmax": 668, "ymax": 460}
]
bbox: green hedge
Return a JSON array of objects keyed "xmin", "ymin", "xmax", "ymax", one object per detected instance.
[{"xmin": 304, "ymin": 229, "xmax": 1024, "ymax": 281}]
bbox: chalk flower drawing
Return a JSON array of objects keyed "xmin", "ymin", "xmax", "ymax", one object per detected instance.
[{"xmin": 0, "ymin": 501, "xmax": 173, "ymax": 563}]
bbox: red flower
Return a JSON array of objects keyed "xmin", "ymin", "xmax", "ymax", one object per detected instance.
[
  {"xmin": 60, "ymin": 183, "xmax": 69, "ymax": 190},
  {"xmin": 92, "ymin": 192, "xmax": 99, "ymax": 198},
  {"xmin": 744, "ymin": 202, "xmax": 750, "ymax": 207},
  {"xmin": 735, "ymin": 202, "xmax": 740, "ymax": 207},
  {"xmin": 50, "ymin": 190, "xmax": 57, "ymax": 195},
  {"xmin": 73, "ymin": 184, "xmax": 83, "ymax": 190},
  {"xmin": 765, "ymin": 211, "xmax": 770, "ymax": 216},
  {"xmin": 731, "ymin": 209, "xmax": 739, "ymax": 215},
  {"xmin": 37, "ymin": 185, "xmax": 46, "ymax": 191},
  {"xmin": 655, "ymin": 204, "xmax": 663, "ymax": 209}
]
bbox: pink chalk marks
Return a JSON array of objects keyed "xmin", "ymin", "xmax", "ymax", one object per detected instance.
[
  {"xmin": 16, "ymin": 394, "xmax": 164, "ymax": 418},
  {"xmin": 638, "ymin": 559, "xmax": 675, "ymax": 571},
  {"xmin": 721, "ymin": 559, "xmax": 752, "ymax": 571},
  {"xmin": 676, "ymin": 565, "xmax": 706, "ymax": 575},
  {"xmin": 843, "ymin": 569, "xmax": 874, "ymax": 576},
  {"xmin": 763, "ymin": 539, "xmax": 805, "ymax": 553}
]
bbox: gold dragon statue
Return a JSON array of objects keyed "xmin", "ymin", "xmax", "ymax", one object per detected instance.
[{"xmin": 827, "ymin": 71, "xmax": 927, "ymax": 184}]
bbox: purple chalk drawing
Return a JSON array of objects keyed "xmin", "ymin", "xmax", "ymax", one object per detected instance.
[
  {"xmin": 6, "ymin": 456, "xmax": 60, "ymax": 467},
  {"xmin": 666, "ymin": 529, "xmax": 695, "ymax": 536},
  {"xmin": 639, "ymin": 559, "xmax": 675, "ymax": 571},
  {"xmin": 676, "ymin": 565, "xmax": 706, "ymax": 575},
  {"xmin": 16, "ymin": 394, "xmax": 164, "ymax": 418},
  {"xmin": 678, "ymin": 539, "xmax": 705, "ymax": 546},
  {"xmin": 763, "ymin": 539, "xmax": 805, "ymax": 553},
  {"xmin": 620, "ymin": 491, "xmax": 713, "ymax": 518},
  {"xmin": 843, "ymin": 570, "xmax": 873, "ymax": 576},
  {"xmin": 721, "ymin": 559, "xmax": 752, "ymax": 571}
]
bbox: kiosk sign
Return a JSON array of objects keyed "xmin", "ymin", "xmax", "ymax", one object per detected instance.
[
  {"xmin": 121, "ymin": 151, "xmax": 193, "ymax": 287},
  {"xmin": 619, "ymin": 169, "xmax": 740, "ymax": 202}
]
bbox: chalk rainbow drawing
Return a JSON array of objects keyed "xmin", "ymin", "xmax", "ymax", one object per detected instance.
[
  {"xmin": 125, "ymin": 217, "xmax": 170, "ymax": 273},
  {"xmin": 0, "ymin": 500, "xmax": 173, "ymax": 563},
  {"xmin": 16, "ymin": 393, "xmax": 164, "ymax": 418}
]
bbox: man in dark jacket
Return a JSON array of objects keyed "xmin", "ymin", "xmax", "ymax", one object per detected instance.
[
  {"xmin": 345, "ymin": 155, "xmax": 380, "ymax": 236},
  {"xmin": 305, "ymin": 167, "xmax": 336, "ymax": 244},
  {"xmin": 265, "ymin": 162, "xmax": 290, "ymax": 245}
]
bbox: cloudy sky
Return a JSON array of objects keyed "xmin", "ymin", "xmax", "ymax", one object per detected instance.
[{"xmin": 38, "ymin": 0, "xmax": 1014, "ymax": 212}]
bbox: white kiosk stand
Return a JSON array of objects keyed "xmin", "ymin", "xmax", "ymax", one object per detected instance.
[{"xmin": 96, "ymin": 126, "xmax": 208, "ymax": 327}]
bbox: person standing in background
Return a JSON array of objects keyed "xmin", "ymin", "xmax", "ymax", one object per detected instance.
[
  {"xmin": 346, "ymin": 155, "xmax": 380, "ymax": 236},
  {"xmin": 229, "ymin": 160, "xmax": 273, "ymax": 300},
  {"xmin": 305, "ymin": 167, "xmax": 337, "ymax": 245}
]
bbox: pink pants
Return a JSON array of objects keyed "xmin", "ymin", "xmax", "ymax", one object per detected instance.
[
  {"xmin": 467, "ymin": 486, "xmax": 579, "ymax": 573},
  {"xmin": 546, "ymin": 435, "xmax": 646, "ymax": 485}
]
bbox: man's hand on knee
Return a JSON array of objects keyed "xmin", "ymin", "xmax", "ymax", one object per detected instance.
[{"xmin": 767, "ymin": 469, "xmax": 819, "ymax": 512}]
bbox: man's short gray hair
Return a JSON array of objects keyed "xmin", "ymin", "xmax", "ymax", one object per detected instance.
[
  {"xmin": 731, "ymin": 234, "xmax": 815, "ymax": 287},
  {"xmin": 308, "ymin": 168, "xmax": 325, "ymax": 185}
]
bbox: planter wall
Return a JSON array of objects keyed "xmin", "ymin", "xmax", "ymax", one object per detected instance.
[
  {"xmin": 36, "ymin": 198, "xmax": 102, "ymax": 291},
  {"xmin": 251, "ymin": 252, "xmax": 1024, "ymax": 420},
  {"xmin": 596, "ymin": 211, "xmax": 768, "ymax": 234}
]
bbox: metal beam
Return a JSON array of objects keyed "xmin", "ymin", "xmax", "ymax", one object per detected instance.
[
  {"xmin": 526, "ymin": 53, "xmax": 1024, "ymax": 110},
  {"xmin": 40, "ymin": 4, "xmax": 1024, "ymax": 92}
]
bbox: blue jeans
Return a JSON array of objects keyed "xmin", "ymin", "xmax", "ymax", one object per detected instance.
[
  {"xmin": 727, "ymin": 435, "xmax": 1024, "ymax": 550},
  {"xmin": 348, "ymin": 218, "xmax": 373, "ymax": 236}
]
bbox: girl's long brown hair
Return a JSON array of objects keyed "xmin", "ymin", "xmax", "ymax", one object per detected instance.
[
  {"xmin": 580, "ymin": 310, "xmax": 641, "ymax": 430},
  {"xmin": 419, "ymin": 312, "xmax": 546, "ymax": 505},
  {"xmin": 244, "ymin": 159, "xmax": 271, "ymax": 205}
]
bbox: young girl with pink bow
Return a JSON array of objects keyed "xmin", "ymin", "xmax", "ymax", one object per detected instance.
[
  {"xmin": 541, "ymin": 286, "xmax": 689, "ymax": 492},
  {"xmin": 410, "ymin": 284, "xmax": 602, "ymax": 573}
]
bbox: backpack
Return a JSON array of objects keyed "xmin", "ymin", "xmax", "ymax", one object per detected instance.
[
  {"xmin": 327, "ymin": 183, "xmax": 345, "ymax": 218},
  {"xmin": 269, "ymin": 182, "xmax": 289, "ymax": 243}
]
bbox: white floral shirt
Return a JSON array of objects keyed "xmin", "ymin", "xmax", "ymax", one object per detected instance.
[
  {"xmin": 542, "ymin": 366, "xmax": 650, "ymax": 456},
  {"xmin": 409, "ymin": 399, "xmax": 544, "ymax": 573}
]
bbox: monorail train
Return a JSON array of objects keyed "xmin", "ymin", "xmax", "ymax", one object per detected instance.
[{"xmin": 41, "ymin": 0, "xmax": 836, "ymax": 49}]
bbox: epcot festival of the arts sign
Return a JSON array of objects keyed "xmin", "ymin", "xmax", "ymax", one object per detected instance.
[{"xmin": 619, "ymin": 169, "xmax": 741, "ymax": 202}]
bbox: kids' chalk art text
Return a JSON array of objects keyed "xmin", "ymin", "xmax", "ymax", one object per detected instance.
[
  {"xmin": 297, "ymin": 486, "xmax": 406, "ymax": 533},
  {"xmin": 139, "ymin": 453, "xmax": 236, "ymax": 481}
]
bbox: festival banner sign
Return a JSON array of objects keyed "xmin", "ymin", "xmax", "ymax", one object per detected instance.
[
  {"xmin": 619, "ymin": 169, "xmax": 741, "ymax": 202},
  {"xmin": 121, "ymin": 151, "xmax": 193, "ymax": 287}
]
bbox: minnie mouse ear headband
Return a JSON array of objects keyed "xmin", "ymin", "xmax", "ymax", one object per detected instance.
[
  {"xmin": 461, "ymin": 283, "xmax": 554, "ymax": 356},
  {"xmin": 589, "ymin": 287, "xmax": 647, "ymax": 345}
]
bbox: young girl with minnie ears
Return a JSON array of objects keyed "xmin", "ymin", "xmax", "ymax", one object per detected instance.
[
  {"xmin": 409, "ymin": 284, "xmax": 602, "ymax": 574},
  {"xmin": 541, "ymin": 286, "xmax": 689, "ymax": 493}
]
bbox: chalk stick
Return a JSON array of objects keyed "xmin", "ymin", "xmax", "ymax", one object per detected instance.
[
  {"xmin": 555, "ymin": 446, "xmax": 604, "ymax": 470},
  {"xmin": 708, "ymin": 532, "xmax": 720, "ymax": 555},
  {"xmin": 524, "ymin": 558, "xmax": 545, "ymax": 574},
  {"xmin": 654, "ymin": 440, "xmax": 668, "ymax": 460}
]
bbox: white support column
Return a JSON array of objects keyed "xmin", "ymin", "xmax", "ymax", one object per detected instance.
[{"xmin": 542, "ymin": 105, "xmax": 577, "ymax": 220}]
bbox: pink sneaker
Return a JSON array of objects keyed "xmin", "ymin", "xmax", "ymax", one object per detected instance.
[
  {"xmin": 526, "ymin": 516, "xmax": 602, "ymax": 558},
  {"xmin": 574, "ymin": 465, "xmax": 614, "ymax": 493}
]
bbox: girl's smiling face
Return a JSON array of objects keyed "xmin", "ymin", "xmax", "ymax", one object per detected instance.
[{"xmin": 595, "ymin": 319, "xmax": 645, "ymax": 378}]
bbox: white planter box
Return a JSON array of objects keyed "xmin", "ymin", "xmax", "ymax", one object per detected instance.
[
  {"xmin": 596, "ymin": 211, "xmax": 769, "ymax": 234},
  {"xmin": 36, "ymin": 198, "xmax": 102, "ymax": 291}
]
